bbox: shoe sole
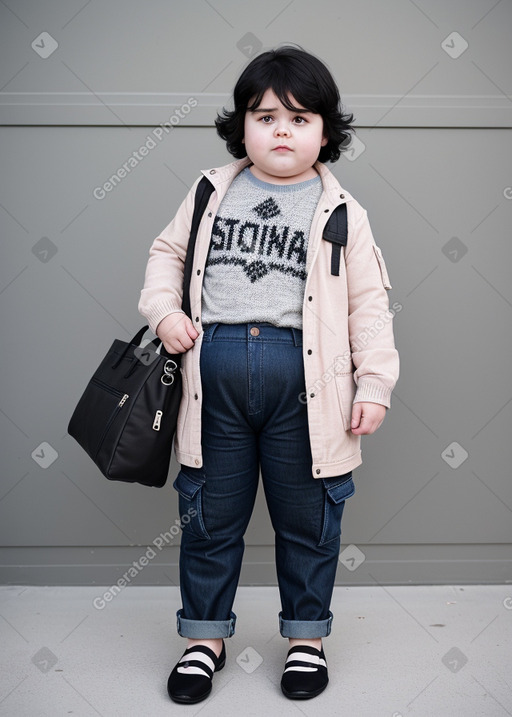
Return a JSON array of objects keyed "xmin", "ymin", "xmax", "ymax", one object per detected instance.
[
  {"xmin": 170, "ymin": 690, "xmax": 212, "ymax": 705},
  {"xmin": 281, "ymin": 677, "xmax": 328, "ymax": 700}
]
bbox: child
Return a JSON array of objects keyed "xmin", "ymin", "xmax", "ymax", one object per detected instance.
[{"xmin": 138, "ymin": 45, "xmax": 399, "ymax": 704}]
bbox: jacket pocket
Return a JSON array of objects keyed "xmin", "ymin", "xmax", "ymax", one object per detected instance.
[
  {"xmin": 317, "ymin": 473, "xmax": 355, "ymax": 547},
  {"xmin": 335, "ymin": 372, "xmax": 356, "ymax": 432},
  {"xmin": 373, "ymin": 244, "xmax": 392, "ymax": 290},
  {"xmin": 172, "ymin": 467, "xmax": 210, "ymax": 540}
]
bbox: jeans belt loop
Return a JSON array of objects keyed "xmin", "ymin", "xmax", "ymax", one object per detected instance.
[
  {"xmin": 203, "ymin": 322, "xmax": 219, "ymax": 342},
  {"xmin": 291, "ymin": 327, "xmax": 302, "ymax": 347}
]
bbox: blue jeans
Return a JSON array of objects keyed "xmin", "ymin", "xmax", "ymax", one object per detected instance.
[{"xmin": 173, "ymin": 323, "xmax": 355, "ymax": 639}]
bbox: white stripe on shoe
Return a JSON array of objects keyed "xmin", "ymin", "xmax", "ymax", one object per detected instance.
[
  {"xmin": 176, "ymin": 650, "xmax": 215, "ymax": 678},
  {"xmin": 283, "ymin": 665, "xmax": 319, "ymax": 673},
  {"xmin": 285, "ymin": 651, "xmax": 327, "ymax": 667},
  {"xmin": 176, "ymin": 665, "xmax": 211, "ymax": 677}
]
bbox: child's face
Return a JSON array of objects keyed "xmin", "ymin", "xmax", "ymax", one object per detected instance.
[{"xmin": 243, "ymin": 89, "xmax": 328, "ymax": 184}]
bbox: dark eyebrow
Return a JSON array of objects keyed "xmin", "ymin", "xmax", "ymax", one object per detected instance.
[{"xmin": 251, "ymin": 107, "xmax": 311, "ymax": 114}]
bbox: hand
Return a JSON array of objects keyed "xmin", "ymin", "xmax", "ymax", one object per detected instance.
[
  {"xmin": 350, "ymin": 401, "xmax": 386, "ymax": 435},
  {"xmin": 156, "ymin": 312, "xmax": 199, "ymax": 354}
]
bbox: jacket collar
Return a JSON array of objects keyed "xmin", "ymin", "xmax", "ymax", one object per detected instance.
[
  {"xmin": 313, "ymin": 161, "xmax": 353, "ymax": 205},
  {"xmin": 201, "ymin": 157, "xmax": 352, "ymax": 205},
  {"xmin": 200, "ymin": 157, "xmax": 251, "ymax": 186}
]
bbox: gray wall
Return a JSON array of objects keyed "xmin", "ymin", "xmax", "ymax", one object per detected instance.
[{"xmin": 1, "ymin": 0, "xmax": 511, "ymax": 586}]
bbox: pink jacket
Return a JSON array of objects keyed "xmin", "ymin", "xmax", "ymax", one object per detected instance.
[{"xmin": 138, "ymin": 157, "xmax": 399, "ymax": 478}]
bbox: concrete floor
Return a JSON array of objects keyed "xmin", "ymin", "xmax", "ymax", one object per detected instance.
[{"xmin": 0, "ymin": 585, "xmax": 511, "ymax": 716}]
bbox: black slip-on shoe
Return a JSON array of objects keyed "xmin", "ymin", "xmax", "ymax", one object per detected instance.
[
  {"xmin": 167, "ymin": 640, "xmax": 226, "ymax": 704},
  {"xmin": 280, "ymin": 644, "xmax": 328, "ymax": 700}
]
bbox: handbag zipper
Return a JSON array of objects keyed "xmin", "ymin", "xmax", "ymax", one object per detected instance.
[
  {"xmin": 91, "ymin": 376, "xmax": 125, "ymax": 399},
  {"xmin": 152, "ymin": 409, "xmax": 163, "ymax": 431},
  {"xmin": 93, "ymin": 392, "xmax": 129, "ymax": 461}
]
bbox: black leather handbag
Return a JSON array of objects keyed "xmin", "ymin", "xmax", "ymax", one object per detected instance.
[{"xmin": 67, "ymin": 176, "xmax": 215, "ymax": 487}]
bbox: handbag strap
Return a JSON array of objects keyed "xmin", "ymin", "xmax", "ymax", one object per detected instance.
[
  {"xmin": 116, "ymin": 176, "xmax": 215, "ymax": 369},
  {"xmin": 181, "ymin": 176, "xmax": 215, "ymax": 319}
]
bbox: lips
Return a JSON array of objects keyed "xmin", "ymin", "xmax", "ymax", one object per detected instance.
[{"xmin": 273, "ymin": 145, "xmax": 292, "ymax": 151}]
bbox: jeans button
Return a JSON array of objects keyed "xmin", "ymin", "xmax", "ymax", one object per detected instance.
[{"xmin": 250, "ymin": 327, "xmax": 260, "ymax": 336}]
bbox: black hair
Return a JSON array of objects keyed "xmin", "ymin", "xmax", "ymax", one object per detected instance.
[{"xmin": 215, "ymin": 45, "xmax": 355, "ymax": 163}]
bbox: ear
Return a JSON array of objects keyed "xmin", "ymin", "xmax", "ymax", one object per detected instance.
[{"xmin": 321, "ymin": 135, "xmax": 328, "ymax": 147}]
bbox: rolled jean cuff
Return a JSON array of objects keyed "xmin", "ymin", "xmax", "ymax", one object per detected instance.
[
  {"xmin": 278, "ymin": 610, "xmax": 333, "ymax": 638},
  {"xmin": 176, "ymin": 609, "xmax": 236, "ymax": 638}
]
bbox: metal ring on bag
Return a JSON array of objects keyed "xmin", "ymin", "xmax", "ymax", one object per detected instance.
[
  {"xmin": 161, "ymin": 372, "xmax": 175, "ymax": 386},
  {"xmin": 164, "ymin": 359, "xmax": 178, "ymax": 375}
]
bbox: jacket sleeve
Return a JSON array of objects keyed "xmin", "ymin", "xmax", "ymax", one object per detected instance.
[
  {"xmin": 138, "ymin": 176, "xmax": 202, "ymax": 335},
  {"xmin": 345, "ymin": 206, "xmax": 400, "ymax": 408}
]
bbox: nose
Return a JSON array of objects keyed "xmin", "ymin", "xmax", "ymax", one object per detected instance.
[{"xmin": 275, "ymin": 122, "xmax": 291, "ymax": 137}]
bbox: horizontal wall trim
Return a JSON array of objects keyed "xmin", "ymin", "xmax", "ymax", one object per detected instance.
[
  {"xmin": 0, "ymin": 93, "xmax": 511, "ymax": 127},
  {"xmin": 1, "ymin": 545, "xmax": 510, "ymax": 586}
]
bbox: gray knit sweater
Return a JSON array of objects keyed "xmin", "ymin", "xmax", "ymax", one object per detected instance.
[{"xmin": 201, "ymin": 167, "xmax": 323, "ymax": 329}]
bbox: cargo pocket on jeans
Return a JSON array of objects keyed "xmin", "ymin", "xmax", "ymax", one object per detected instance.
[
  {"xmin": 317, "ymin": 473, "xmax": 355, "ymax": 547},
  {"xmin": 172, "ymin": 467, "xmax": 210, "ymax": 540},
  {"xmin": 373, "ymin": 244, "xmax": 392, "ymax": 290}
]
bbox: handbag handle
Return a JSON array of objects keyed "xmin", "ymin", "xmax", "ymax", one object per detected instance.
[
  {"xmin": 111, "ymin": 325, "xmax": 179, "ymax": 376},
  {"xmin": 147, "ymin": 334, "xmax": 177, "ymax": 360},
  {"xmin": 110, "ymin": 326, "xmax": 149, "ymax": 370}
]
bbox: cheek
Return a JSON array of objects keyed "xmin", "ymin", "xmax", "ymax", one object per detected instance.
[
  {"xmin": 244, "ymin": 126, "xmax": 266, "ymax": 152},
  {"xmin": 305, "ymin": 133, "xmax": 325, "ymax": 153}
]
